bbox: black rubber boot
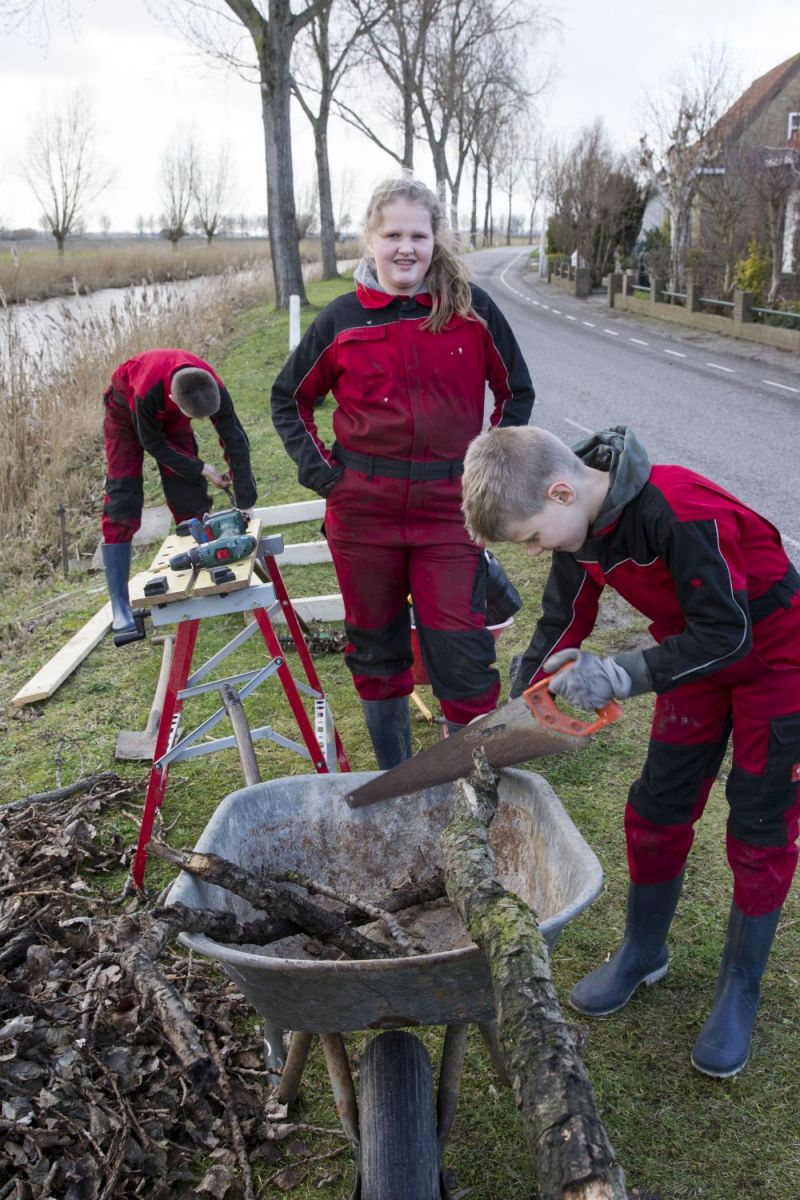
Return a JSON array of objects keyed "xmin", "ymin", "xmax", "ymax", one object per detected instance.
[
  {"xmin": 101, "ymin": 542, "xmax": 146, "ymax": 646},
  {"xmin": 569, "ymin": 873, "xmax": 684, "ymax": 1016},
  {"xmin": 691, "ymin": 902, "xmax": 782, "ymax": 1078},
  {"xmin": 361, "ymin": 698, "xmax": 412, "ymax": 770}
]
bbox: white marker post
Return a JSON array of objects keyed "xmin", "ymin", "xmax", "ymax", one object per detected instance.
[{"xmin": 289, "ymin": 294, "xmax": 301, "ymax": 350}]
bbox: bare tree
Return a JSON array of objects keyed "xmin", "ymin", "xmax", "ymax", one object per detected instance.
[
  {"xmin": 520, "ymin": 127, "xmax": 546, "ymax": 244},
  {"xmin": 639, "ymin": 45, "xmax": 738, "ymax": 290},
  {"xmin": 693, "ymin": 144, "xmax": 756, "ymax": 294},
  {"xmin": 295, "ymin": 179, "xmax": 319, "ymax": 240},
  {"xmin": 340, "ymin": 0, "xmax": 443, "ymax": 170},
  {"xmin": 496, "ymin": 124, "xmax": 527, "ymax": 245},
  {"xmin": 155, "ymin": 0, "xmax": 331, "ymax": 306},
  {"xmin": 292, "ymin": 2, "xmax": 376, "ymax": 278},
  {"xmin": 549, "ymin": 122, "xmax": 644, "ymax": 286},
  {"xmin": 23, "ymin": 89, "xmax": 108, "ymax": 254},
  {"xmin": 160, "ymin": 139, "xmax": 197, "ymax": 247},
  {"xmin": 192, "ymin": 147, "xmax": 231, "ymax": 244},
  {"xmin": 746, "ymin": 144, "xmax": 800, "ymax": 302},
  {"xmin": 98, "ymin": 212, "xmax": 112, "ymax": 237}
]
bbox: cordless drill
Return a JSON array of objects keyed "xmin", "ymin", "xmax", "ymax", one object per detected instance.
[
  {"xmin": 169, "ymin": 533, "xmax": 257, "ymax": 571},
  {"xmin": 177, "ymin": 508, "xmax": 249, "ymax": 544}
]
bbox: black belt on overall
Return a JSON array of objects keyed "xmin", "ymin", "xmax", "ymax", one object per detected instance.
[
  {"xmin": 333, "ymin": 444, "xmax": 464, "ymax": 482},
  {"xmin": 749, "ymin": 563, "xmax": 800, "ymax": 623}
]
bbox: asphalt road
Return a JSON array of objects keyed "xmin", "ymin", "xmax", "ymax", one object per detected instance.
[{"xmin": 470, "ymin": 246, "xmax": 800, "ymax": 554}]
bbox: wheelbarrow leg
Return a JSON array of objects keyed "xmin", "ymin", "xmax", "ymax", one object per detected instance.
[
  {"xmin": 274, "ymin": 1031, "xmax": 314, "ymax": 1108},
  {"xmin": 263, "ymin": 1019, "xmax": 288, "ymax": 1090},
  {"xmin": 477, "ymin": 1019, "xmax": 512, "ymax": 1088},
  {"xmin": 319, "ymin": 1033, "xmax": 360, "ymax": 1154},
  {"xmin": 436, "ymin": 1023, "xmax": 468, "ymax": 1154}
]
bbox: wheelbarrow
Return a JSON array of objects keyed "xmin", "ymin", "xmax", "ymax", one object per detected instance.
[{"xmin": 166, "ymin": 768, "xmax": 603, "ymax": 1199}]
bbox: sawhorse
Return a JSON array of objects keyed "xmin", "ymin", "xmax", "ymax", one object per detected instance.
[{"xmin": 131, "ymin": 536, "xmax": 350, "ymax": 887}]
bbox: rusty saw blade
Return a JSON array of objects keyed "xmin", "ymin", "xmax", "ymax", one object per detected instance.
[{"xmin": 345, "ymin": 676, "xmax": 622, "ymax": 809}]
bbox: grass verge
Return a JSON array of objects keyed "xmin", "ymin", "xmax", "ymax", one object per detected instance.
[{"xmin": 1, "ymin": 276, "xmax": 798, "ymax": 1199}]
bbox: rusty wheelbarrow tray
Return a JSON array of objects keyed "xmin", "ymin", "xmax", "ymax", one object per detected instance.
[{"xmin": 166, "ymin": 769, "xmax": 603, "ymax": 1198}]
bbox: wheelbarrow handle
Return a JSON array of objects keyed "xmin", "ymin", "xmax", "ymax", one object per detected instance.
[{"xmin": 521, "ymin": 664, "xmax": 623, "ymax": 737}]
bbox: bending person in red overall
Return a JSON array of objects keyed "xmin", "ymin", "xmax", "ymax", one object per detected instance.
[
  {"xmin": 271, "ymin": 177, "xmax": 534, "ymax": 768},
  {"xmin": 101, "ymin": 349, "xmax": 257, "ymax": 644},
  {"xmin": 462, "ymin": 423, "xmax": 800, "ymax": 1078}
]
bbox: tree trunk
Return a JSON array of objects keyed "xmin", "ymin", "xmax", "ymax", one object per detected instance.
[
  {"xmin": 315, "ymin": 108, "xmax": 339, "ymax": 280},
  {"xmin": 441, "ymin": 752, "xmax": 628, "ymax": 1200},
  {"xmin": 258, "ymin": 3, "xmax": 307, "ymax": 308},
  {"xmin": 484, "ymin": 166, "xmax": 493, "ymax": 247},
  {"xmin": 470, "ymin": 155, "xmax": 479, "ymax": 248}
]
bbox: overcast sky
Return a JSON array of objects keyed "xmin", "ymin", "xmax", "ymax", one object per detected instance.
[{"xmin": 0, "ymin": 0, "xmax": 797, "ymax": 233}]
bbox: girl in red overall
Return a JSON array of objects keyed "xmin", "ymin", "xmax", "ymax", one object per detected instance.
[
  {"xmin": 462, "ymin": 423, "xmax": 800, "ymax": 1078},
  {"xmin": 271, "ymin": 177, "xmax": 534, "ymax": 767}
]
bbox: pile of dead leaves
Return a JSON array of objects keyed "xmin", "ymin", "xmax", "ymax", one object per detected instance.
[{"xmin": 0, "ymin": 774, "xmax": 348, "ymax": 1199}]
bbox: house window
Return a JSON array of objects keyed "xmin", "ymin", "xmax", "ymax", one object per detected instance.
[{"xmin": 789, "ymin": 112, "xmax": 800, "ymax": 139}]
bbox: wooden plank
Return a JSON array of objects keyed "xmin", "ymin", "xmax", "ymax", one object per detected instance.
[
  {"xmin": 11, "ymin": 603, "xmax": 112, "ymax": 707},
  {"xmin": 269, "ymin": 593, "xmax": 345, "ymax": 623},
  {"xmin": 130, "ymin": 533, "xmax": 194, "ymax": 607},
  {"xmin": 130, "ymin": 519, "xmax": 262, "ymax": 607},
  {"xmin": 253, "ymin": 499, "xmax": 326, "ymax": 526},
  {"xmin": 277, "ymin": 540, "xmax": 332, "ymax": 566}
]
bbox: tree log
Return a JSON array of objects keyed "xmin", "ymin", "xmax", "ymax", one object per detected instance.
[
  {"xmin": 441, "ymin": 752, "xmax": 628, "ymax": 1200},
  {"xmin": 150, "ymin": 842, "xmax": 398, "ymax": 961},
  {"xmin": 116, "ymin": 915, "xmax": 218, "ymax": 1092}
]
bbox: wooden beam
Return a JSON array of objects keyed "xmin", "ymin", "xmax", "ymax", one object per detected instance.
[
  {"xmin": 270, "ymin": 593, "xmax": 344, "ymax": 623},
  {"xmin": 253, "ymin": 499, "xmax": 326, "ymax": 526},
  {"xmin": 277, "ymin": 540, "xmax": 332, "ymax": 566},
  {"xmin": 11, "ymin": 572, "xmax": 151, "ymax": 707},
  {"xmin": 12, "ymin": 604, "xmax": 111, "ymax": 707}
]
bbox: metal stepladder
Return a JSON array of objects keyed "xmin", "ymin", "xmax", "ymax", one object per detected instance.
[{"xmin": 131, "ymin": 532, "xmax": 350, "ymax": 887}]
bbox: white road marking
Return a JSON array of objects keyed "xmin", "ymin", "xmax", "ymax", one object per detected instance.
[
  {"xmin": 582, "ymin": 321, "xmax": 595, "ymax": 327},
  {"xmin": 763, "ymin": 379, "xmax": 800, "ymax": 394},
  {"xmin": 663, "ymin": 349, "xmax": 687, "ymax": 358},
  {"xmin": 566, "ymin": 314, "xmax": 577, "ymax": 321},
  {"xmin": 707, "ymin": 362, "xmax": 735, "ymax": 373},
  {"xmin": 603, "ymin": 328, "xmax": 619, "ymax": 336},
  {"xmin": 552, "ymin": 308, "xmax": 562, "ymax": 314},
  {"xmin": 630, "ymin": 337, "xmax": 649, "ymax": 345},
  {"xmin": 563, "ymin": 417, "xmax": 593, "ymax": 433}
]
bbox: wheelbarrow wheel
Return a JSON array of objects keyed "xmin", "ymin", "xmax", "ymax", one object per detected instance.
[{"xmin": 359, "ymin": 1030, "xmax": 439, "ymax": 1200}]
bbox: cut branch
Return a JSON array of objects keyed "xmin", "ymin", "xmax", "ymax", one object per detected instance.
[
  {"xmin": 150, "ymin": 841, "xmax": 398, "ymax": 961},
  {"xmin": 441, "ymin": 751, "xmax": 628, "ymax": 1200}
]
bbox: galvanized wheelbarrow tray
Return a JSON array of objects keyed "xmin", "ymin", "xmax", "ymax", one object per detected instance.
[{"xmin": 166, "ymin": 769, "xmax": 603, "ymax": 1199}]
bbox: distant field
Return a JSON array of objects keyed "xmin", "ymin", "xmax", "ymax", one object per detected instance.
[{"xmin": 0, "ymin": 235, "xmax": 359, "ymax": 305}]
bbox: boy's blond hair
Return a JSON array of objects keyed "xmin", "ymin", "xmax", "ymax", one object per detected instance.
[
  {"xmin": 462, "ymin": 426, "xmax": 581, "ymax": 542},
  {"xmin": 171, "ymin": 368, "xmax": 221, "ymax": 418}
]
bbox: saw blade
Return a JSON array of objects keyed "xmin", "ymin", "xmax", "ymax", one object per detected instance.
[{"xmin": 345, "ymin": 695, "xmax": 584, "ymax": 808}]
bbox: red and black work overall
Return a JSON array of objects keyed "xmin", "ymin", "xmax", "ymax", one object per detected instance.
[
  {"xmin": 271, "ymin": 281, "xmax": 535, "ymax": 725},
  {"xmin": 514, "ymin": 451, "xmax": 800, "ymax": 919},
  {"xmin": 102, "ymin": 349, "xmax": 256, "ymax": 543}
]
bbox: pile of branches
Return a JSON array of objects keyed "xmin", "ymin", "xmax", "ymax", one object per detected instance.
[{"xmin": 0, "ymin": 775, "xmax": 347, "ymax": 1199}]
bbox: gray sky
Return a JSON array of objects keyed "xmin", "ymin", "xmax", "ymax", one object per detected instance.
[{"xmin": 0, "ymin": 0, "xmax": 797, "ymax": 233}]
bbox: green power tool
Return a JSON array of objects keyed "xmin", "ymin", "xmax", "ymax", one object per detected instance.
[{"xmin": 169, "ymin": 533, "xmax": 257, "ymax": 572}]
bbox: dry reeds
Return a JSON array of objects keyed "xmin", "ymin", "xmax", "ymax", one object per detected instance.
[{"xmin": 0, "ymin": 264, "xmax": 276, "ymax": 579}]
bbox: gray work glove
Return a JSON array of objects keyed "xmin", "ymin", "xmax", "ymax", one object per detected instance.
[{"xmin": 543, "ymin": 648, "xmax": 633, "ymax": 711}]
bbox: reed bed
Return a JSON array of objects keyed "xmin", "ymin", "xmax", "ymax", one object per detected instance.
[
  {"xmin": 0, "ymin": 237, "xmax": 360, "ymax": 305},
  {"xmin": 0, "ymin": 263, "xmax": 279, "ymax": 578}
]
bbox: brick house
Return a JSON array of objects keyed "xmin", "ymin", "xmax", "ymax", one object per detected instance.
[{"xmin": 696, "ymin": 53, "xmax": 800, "ymax": 297}]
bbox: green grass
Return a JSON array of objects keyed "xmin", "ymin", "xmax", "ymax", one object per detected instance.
[{"xmin": 1, "ymin": 277, "xmax": 798, "ymax": 1198}]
